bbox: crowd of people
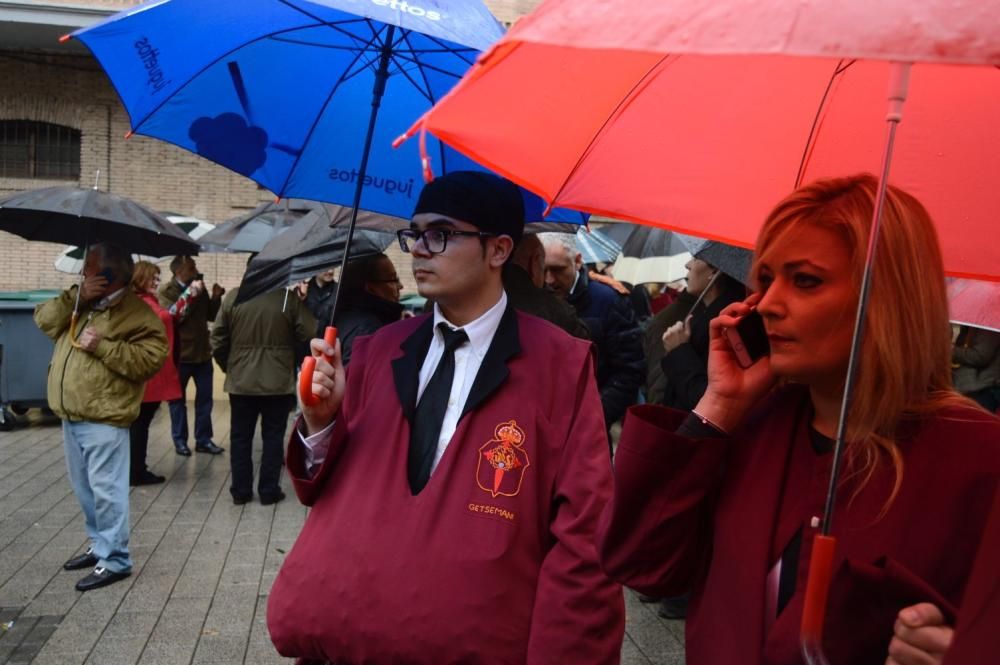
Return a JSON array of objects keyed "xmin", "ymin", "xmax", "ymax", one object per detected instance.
[{"xmin": 30, "ymin": 170, "xmax": 999, "ymax": 663}]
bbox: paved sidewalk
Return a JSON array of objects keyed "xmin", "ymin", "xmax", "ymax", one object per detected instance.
[{"xmin": 0, "ymin": 405, "xmax": 684, "ymax": 665}]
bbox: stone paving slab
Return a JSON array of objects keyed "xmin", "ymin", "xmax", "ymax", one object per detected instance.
[{"xmin": 0, "ymin": 404, "xmax": 685, "ymax": 664}]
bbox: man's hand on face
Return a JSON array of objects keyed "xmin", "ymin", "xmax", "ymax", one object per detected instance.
[
  {"xmin": 78, "ymin": 326, "xmax": 103, "ymax": 352},
  {"xmin": 80, "ymin": 275, "xmax": 109, "ymax": 302},
  {"xmin": 211, "ymin": 283, "xmax": 225, "ymax": 300}
]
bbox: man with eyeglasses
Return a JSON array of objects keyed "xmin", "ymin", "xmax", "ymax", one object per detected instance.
[
  {"xmin": 268, "ymin": 171, "xmax": 625, "ymax": 664},
  {"xmin": 332, "ymin": 252, "xmax": 404, "ymax": 365}
]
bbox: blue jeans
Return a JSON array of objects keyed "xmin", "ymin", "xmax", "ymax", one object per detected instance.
[
  {"xmin": 168, "ymin": 360, "xmax": 214, "ymax": 446},
  {"xmin": 62, "ymin": 421, "xmax": 132, "ymax": 573}
]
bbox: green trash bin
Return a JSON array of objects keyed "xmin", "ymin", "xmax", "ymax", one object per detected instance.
[{"xmin": 0, "ymin": 290, "xmax": 59, "ymax": 429}]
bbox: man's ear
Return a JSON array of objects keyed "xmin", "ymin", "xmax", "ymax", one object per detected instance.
[
  {"xmin": 490, "ymin": 235, "xmax": 515, "ymax": 268},
  {"xmin": 574, "ymin": 252, "xmax": 584, "ymax": 270}
]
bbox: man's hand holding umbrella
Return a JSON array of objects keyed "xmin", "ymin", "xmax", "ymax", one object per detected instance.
[{"xmin": 300, "ymin": 336, "xmax": 346, "ymax": 438}]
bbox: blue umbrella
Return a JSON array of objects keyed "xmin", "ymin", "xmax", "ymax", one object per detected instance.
[
  {"xmin": 67, "ymin": 0, "xmax": 581, "ymax": 219},
  {"xmin": 68, "ymin": 0, "xmax": 583, "ymax": 311}
]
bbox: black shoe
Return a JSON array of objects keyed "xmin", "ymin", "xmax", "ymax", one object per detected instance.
[
  {"xmin": 638, "ymin": 594, "xmax": 661, "ymax": 604},
  {"xmin": 63, "ymin": 549, "xmax": 98, "ymax": 571},
  {"xmin": 174, "ymin": 443, "xmax": 192, "ymax": 456},
  {"xmin": 232, "ymin": 493, "xmax": 253, "ymax": 505},
  {"xmin": 657, "ymin": 596, "xmax": 688, "ymax": 620},
  {"xmin": 130, "ymin": 470, "xmax": 166, "ymax": 486},
  {"xmin": 259, "ymin": 491, "xmax": 286, "ymax": 506},
  {"xmin": 75, "ymin": 567, "xmax": 130, "ymax": 592},
  {"xmin": 195, "ymin": 441, "xmax": 224, "ymax": 455}
]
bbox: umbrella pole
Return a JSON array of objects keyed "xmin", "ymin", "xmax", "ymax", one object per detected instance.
[
  {"xmin": 800, "ymin": 62, "xmax": 912, "ymax": 665},
  {"xmin": 70, "ymin": 238, "xmax": 90, "ymax": 348},
  {"xmin": 299, "ymin": 24, "xmax": 397, "ymax": 407}
]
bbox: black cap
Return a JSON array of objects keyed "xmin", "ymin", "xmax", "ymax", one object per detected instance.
[{"xmin": 413, "ymin": 171, "xmax": 524, "ymax": 244}]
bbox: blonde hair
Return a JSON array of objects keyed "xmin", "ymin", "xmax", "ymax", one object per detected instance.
[
  {"xmin": 755, "ymin": 174, "xmax": 967, "ymax": 501},
  {"xmin": 131, "ymin": 260, "xmax": 161, "ymax": 294}
]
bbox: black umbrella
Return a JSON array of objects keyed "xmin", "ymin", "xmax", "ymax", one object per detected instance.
[
  {"xmin": 0, "ymin": 186, "xmax": 200, "ymax": 256},
  {"xmin": 609, "ymin": 224, "xmax": 692, "ymax": 285},
  {"xmin": 676, "ymin": 234, "xmax": 754, "ymax": 285},
  {"xmin": 234, "ymin": 204, "xmax": 402, "ymax": 306},
  {"xmin": 198, "ymin": 199, "xmax": 322, "ymax": 253}
]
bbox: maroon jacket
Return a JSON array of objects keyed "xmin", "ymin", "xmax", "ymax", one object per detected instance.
[
  {"xmin": 268, "ymin": 308, "xmax": 625, "ymax": 664},
  {"xmin": 946, "ymin": 484, "xmax": 1000, "ymax": 664},
  {"xmin": 598, "ymin": 387, "xmax": 1000, "ymax": 665}
]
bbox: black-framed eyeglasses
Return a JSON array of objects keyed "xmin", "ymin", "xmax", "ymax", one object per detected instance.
[
  {"xmin": 370, "ymin": 276, "xmax": 403, "ymax": 286},
  {"xmin": 397, "ymin": 227, "xmax": 497, "ymax": 255}
]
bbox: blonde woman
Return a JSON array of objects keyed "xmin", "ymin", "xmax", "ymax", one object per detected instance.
[{"xmin": 598, "ymin": 175, "xmax": 1000, "ymax": 665}]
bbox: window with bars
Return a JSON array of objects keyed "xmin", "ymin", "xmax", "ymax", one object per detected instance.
[{"xmin": 0, "ymin": 120, "xmax": 81, "ymax": 179}]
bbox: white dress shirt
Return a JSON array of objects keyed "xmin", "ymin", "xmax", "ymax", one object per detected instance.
[{"xmin": 301, "ymin": 291, "xmax": 508, "ymax": 474}]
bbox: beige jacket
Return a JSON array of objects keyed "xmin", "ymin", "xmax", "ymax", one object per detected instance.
[{"xmin": 34, "ymin": 287, "xmax": 168, "ymax": 427}]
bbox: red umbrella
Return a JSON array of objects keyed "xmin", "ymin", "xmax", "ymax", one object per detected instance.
[
  {"xmin": 398, "ymin": 0, "xmax": 1000, "ymax": 282},
  {"xmin": 949, "ymin": 278, "xmax": 1000, "ymax": 333},
  {"xmin": 398, "ymin": 0, "xmax": 1000, "ymax": 661}
]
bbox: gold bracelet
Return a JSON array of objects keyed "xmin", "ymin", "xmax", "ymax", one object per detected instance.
[{"xmin": 691, "ymin": 409, "xmax": 729, "ymax": 435}]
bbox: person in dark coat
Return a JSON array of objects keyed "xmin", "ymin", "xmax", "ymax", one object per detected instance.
[
  {"xmin": 159, "ymin": 255, "xmax": 225, "ymax": 456},
  {"xmin": 267, "ymin": 171, "xmax": 624, "ymax": 665},
  {"xmin": 659, "ymin": 260, "xmax": 745, "ymax": 411},
  {"xmin": 644, "ymin": 289, "xmax": 697, "ymax": 405},
  {"xmin": 598, "ymin": 174, "xmax": 1000, "ymax": 665},
  {"xmin": 540, "ymin": 233, "xmax": 645, "ymax": 434},
  {"xmin": 503, "ymin": 233, "xmax": 590, "ymax": 340},
  {"xmin": 211, "ymin": 285, "xmax": 315, "ymax": 505},
  {"xmin": 302, "ymin": 267, "xmax": 338, "ymax": 336},
  {"xmin": 332, "ymin": 253, "xmax": 404, "ymax": 366}
]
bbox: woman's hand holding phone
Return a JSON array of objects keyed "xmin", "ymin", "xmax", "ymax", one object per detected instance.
[{"xmin": 696, "ymin": 294, "xmax": 777, "ymax": 432}]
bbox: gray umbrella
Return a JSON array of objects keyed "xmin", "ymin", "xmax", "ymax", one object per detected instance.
[
  {"xmin": 0, "ymin": 186, "xmax": 200, "ymax": 256},
  {"xmin": 199, "ymin": 199, "xmax": 322, "ymax": 253},
  {"xmin": 676, "ymin": 234, "xmax": 754, "ymax": 285},
  {"xmin": 609, "ymin": 224, "xmax": 692, "ymax": 285},
  {"xmin": 234, "ymin": 204, "xmax": 402, "ymax": 305}
]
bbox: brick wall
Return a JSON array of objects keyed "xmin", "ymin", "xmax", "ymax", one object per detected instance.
[{"xmin": 0, "ymin": 0, "xmax": 539, "ymax": 293}]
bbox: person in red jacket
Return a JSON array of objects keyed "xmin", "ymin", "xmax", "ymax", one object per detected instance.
[
  {"xmin": 598, "ymin": 174, "xmax": 1000, "ymax": 665},
  {"xmin": 128, "ymin": 260, "xmax": 191, "ymax": 485},
  {"xmin": 267, "ymin": 172, "xmax": 624, "ymax": 664}
]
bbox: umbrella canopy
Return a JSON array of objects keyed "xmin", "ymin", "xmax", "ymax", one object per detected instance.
[
  {"xmin": 54, "ymin": 215, "xmax": 215, "ymax": 274},
  {"xmin": 948, "ymin": 278, "xmax": 1000, "ymax": 333},
  {"xmin": 576, "ymin": 228, "xmax": 622, "ymax": 264},
  {"xmin": 0, "ymin": 186, "xmax": 201, "ymax": 256},
  {"xmin": 676, "ymin": 234, "xmax": 753, "ymax": 286},
  {"xmin": 402, "ymin": 0, "xmax": 1000, "ymax": 282},
  {"xmin": 68, "ymin": 0, "xmax": 503, "ymax": 220},
  {"xmin": 611, "ymin": 225, "xmax": 692, "ymax": 285},
  {"xmin": 70, "ymin": 0, "xmax": 586, "ymax": 226},
  {"xmin": 235, "ymin": 204, "xmax": 401, "ymax": 305},
  {"xmin": 199, "ymin": 199, "xmax": 319, "ymax": 253}
]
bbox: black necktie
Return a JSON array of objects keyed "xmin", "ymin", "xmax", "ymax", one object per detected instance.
[{"xmin": 407, "ymin": 323, "xmax": 469, "ymax": 494}]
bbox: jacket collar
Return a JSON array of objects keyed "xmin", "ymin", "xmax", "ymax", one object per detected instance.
[{"xmin": 390, "ymin": 305, "xmax": 521, "ymax": 422}]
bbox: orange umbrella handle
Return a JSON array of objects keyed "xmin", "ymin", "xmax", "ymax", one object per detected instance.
[
  {"xmin": 800, "ymin": 534, "xmax": 837, "ymax": 665},
  {"xmin": 298, "ymin": 326, "xmax": 337, "ymax": 407},
  {"xmin": 69, "ymin": 311, "xmax": 86, "ymax": 349}
]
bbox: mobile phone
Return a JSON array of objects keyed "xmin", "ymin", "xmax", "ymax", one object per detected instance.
[
  {"xmin": 723, "ymin": 309, "xmax": 770, "ymax": 368},
  {"xmin": 97, "ymin": 268, "xmax": 116, "ymax": 283}
]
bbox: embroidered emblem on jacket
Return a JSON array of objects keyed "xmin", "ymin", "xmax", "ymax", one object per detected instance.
[{"xmin": 476, "ymin": 420, "xmax": 530, "ymax": 498}]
